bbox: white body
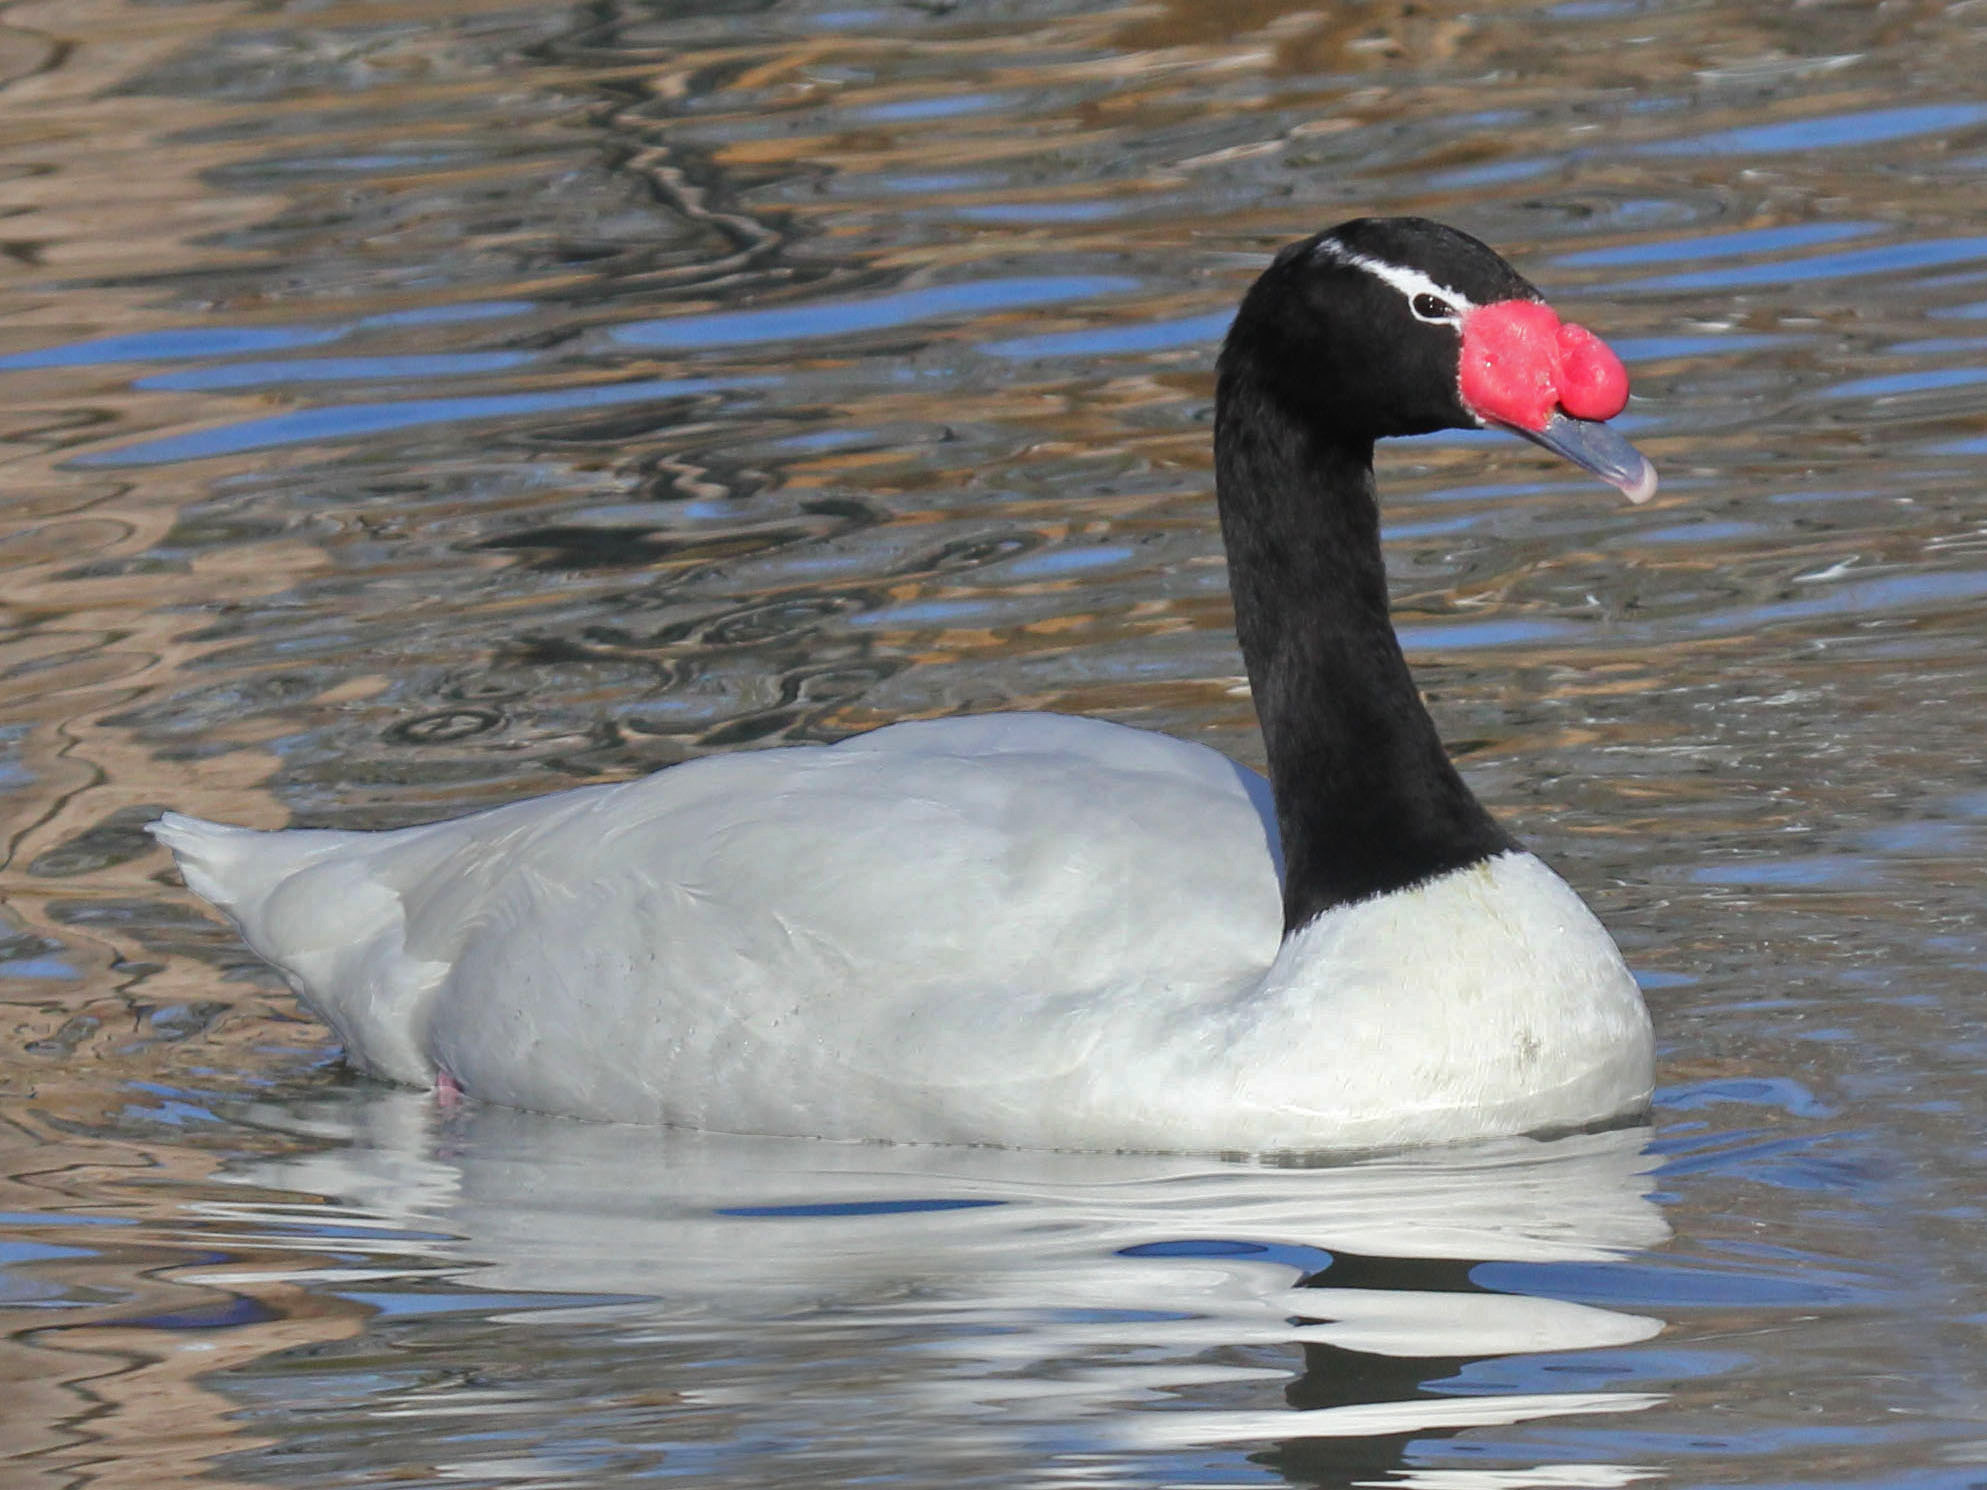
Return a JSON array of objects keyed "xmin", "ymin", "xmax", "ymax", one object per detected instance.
[{"xmin": 154, "ymin": 713, "xmax": 1653, "ymax": 1154}]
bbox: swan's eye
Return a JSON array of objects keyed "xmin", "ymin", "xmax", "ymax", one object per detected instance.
[{"xmin": 1411, "ymin": 292, "xmax": 1457, "ymax": 323}]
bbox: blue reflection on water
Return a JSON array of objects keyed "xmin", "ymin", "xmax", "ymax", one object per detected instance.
[
  {"xmin": 1119, "ymin": 1239, "xmax": 1333, "ymax": 1275},
  {"xmin": 1690, "ymin": 855, "xmax": 1882, "ymax": 888},
  {"xmin": 1636, "ymin": 103, "xmax": 1987, "ymax": 155},
  {"xmin": 1619, "ymin": 236, "xmax": 1987, "ymax": 291},
  {"xmin": 77, "ymin": 376, "xmax": 763, "ymax": 466},
  {"xmin": 1001, "ymin": 545, "xmax": 1134, "ymax": 578},
  {"xmin": 1605, "ymin": 333, "xmax": 1791, "ymax": 360},
  {"xmin": 1826, "ymin": 366, "xmax": 1987, "ymax": 399},
  {"xmin": 954, "ymin": 200, "xmax": 1134, "ymax": 223},
  {"xmin": 0, "ymin": 956, "xmax": 79, "ymax": 979},
  {"xmin": 1471, "ymin": 1255, "xmax": 1879, "ymax": 1309},
  {"xmin": 0, "ymin": 301, "xmax": 532, "ymax": 369},
  {"xmin": 138, "ymin": 352, "xmax": 534, "ymax": 391},
  {"xmin": 852, "ymin": 91, "xmax": 1015, "ymax": 123},
  {"xmin": 1441, "ymin": 1346, "xmax": 1736, "ymax": 1397},
  {"xmin": 1557, "ymin": 222, "xmax": 1881, "ymax": 266},
  {"xmin": 1, "ymin": 1239, "xmax": 91, "ymax": 1265},
  {"xmin": 0, "ymin": 325, "xmax": 344, "ymax": 368},
  {"xmin": 1424, "ymin": 157, "xmax": 1560, "ymax": 190},
  {"xmin": 981, "ymin": 310, "xmax": 1231, "ymax": 360},
  {"xmin": 614, "ymin": 276, "xmax": 1138, "ymax": 349},
  {"xmin": 1684, "ymin": 567, "xmax": 1987, "ymax": 630},
  {"xmin": 1395, "ymin": 617, "xmax": 1581, "ymax": 649},
  {"xmin": 1661, "ymin": 1078, "xmax": 1836, "ymax": 1119}
]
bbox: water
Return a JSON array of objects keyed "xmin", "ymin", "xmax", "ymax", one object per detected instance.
[{"xmin": 3, "ymin": 0, "xmax": 1987, "ymax": 1484}]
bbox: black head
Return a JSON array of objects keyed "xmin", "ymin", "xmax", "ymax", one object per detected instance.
[
  {"xmin": 1210, "ymin": 219, "xmax": 1655, "ymax": 930},
  {"xmin": 1220, "ymin": 217, "xmax": 1540, "ymax": 439}
]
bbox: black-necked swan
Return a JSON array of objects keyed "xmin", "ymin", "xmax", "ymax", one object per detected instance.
[{"xmin": 152, "ymin": 218, "xmax": 1660, "ymax": 1155}]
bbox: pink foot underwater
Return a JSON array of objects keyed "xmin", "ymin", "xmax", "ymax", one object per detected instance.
[{"xmin": 434, "ymin": 1066, "xmax": 464, "ymax": 1111}]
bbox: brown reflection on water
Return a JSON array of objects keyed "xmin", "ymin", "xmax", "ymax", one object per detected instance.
[
  {"xmin": 0, "ymin": 3, "xmax": 295, "ymax": 1108},
  {"xmin": 1, "ymin": 1243, "xmax": 364, "ymax": 1490},
  {"xmin": 0, "ymin": 13, "xmax": 527, "ymax": 1480},
  {"xmin": 0, "ymin": 1093, "xmax": 379, "ymax": 1489}
]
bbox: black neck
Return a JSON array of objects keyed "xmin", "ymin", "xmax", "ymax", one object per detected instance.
[{"xmin": 1215, "ymin": 366, "xmax": 1514, "ymax": 934}]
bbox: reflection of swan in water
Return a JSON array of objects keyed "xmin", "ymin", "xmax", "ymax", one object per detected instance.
[{"xmin": 203, "ymin": 1091, "xmax": 1672, "ymax": 1486}]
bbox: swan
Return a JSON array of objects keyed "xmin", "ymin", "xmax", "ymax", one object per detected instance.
[{"xmin": 152, "ymin": 217, "xmax": 1660, "ymax": 1155}]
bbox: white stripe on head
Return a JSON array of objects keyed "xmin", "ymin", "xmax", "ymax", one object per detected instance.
[{"xmin": 1313, "ymin": 236, "xmax": 1479, "ymax": 323}]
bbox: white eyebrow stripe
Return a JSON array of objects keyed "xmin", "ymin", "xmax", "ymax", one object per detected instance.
[{"xmin": 1313, "ymin": 238, "xmax": 1479, "ymax": 315}]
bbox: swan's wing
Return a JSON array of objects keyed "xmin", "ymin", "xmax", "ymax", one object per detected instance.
[{"xmin": 158, "ymin": 714, "xmax": 1284, "ymax": 1135}]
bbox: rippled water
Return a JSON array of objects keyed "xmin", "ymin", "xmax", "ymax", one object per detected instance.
[{"xmin": 4, "ymin": 1, "xmax": 1987, "ymax": 1485}]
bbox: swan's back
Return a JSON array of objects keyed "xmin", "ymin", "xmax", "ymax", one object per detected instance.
[{"xmin": 157, "ymin": 714, "xmax": 1285, "ymax": 1137}]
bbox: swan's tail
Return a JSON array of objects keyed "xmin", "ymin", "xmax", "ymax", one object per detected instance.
[
  {"xmin": 148, "ymin": 811, "xmax": 444, "ymax": 1086},
  {"xmin": 149, "ymin": 811, "xmax": 349, "ymax": 920}
]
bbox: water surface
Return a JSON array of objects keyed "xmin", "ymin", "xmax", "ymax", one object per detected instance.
[{"xmin": 3, "ymin": 1, "xmax": 1986, "ymax": 1486}]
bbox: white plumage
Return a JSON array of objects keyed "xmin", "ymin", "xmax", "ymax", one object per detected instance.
[{"xmin": 153, "ymin": 713, "xmax": 1651, "ymax": 1153}]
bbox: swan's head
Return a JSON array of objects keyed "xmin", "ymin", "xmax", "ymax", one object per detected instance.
[{"xmin": 1222, "ymin": 217, "xmax": 1657, "ymax": 504}]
